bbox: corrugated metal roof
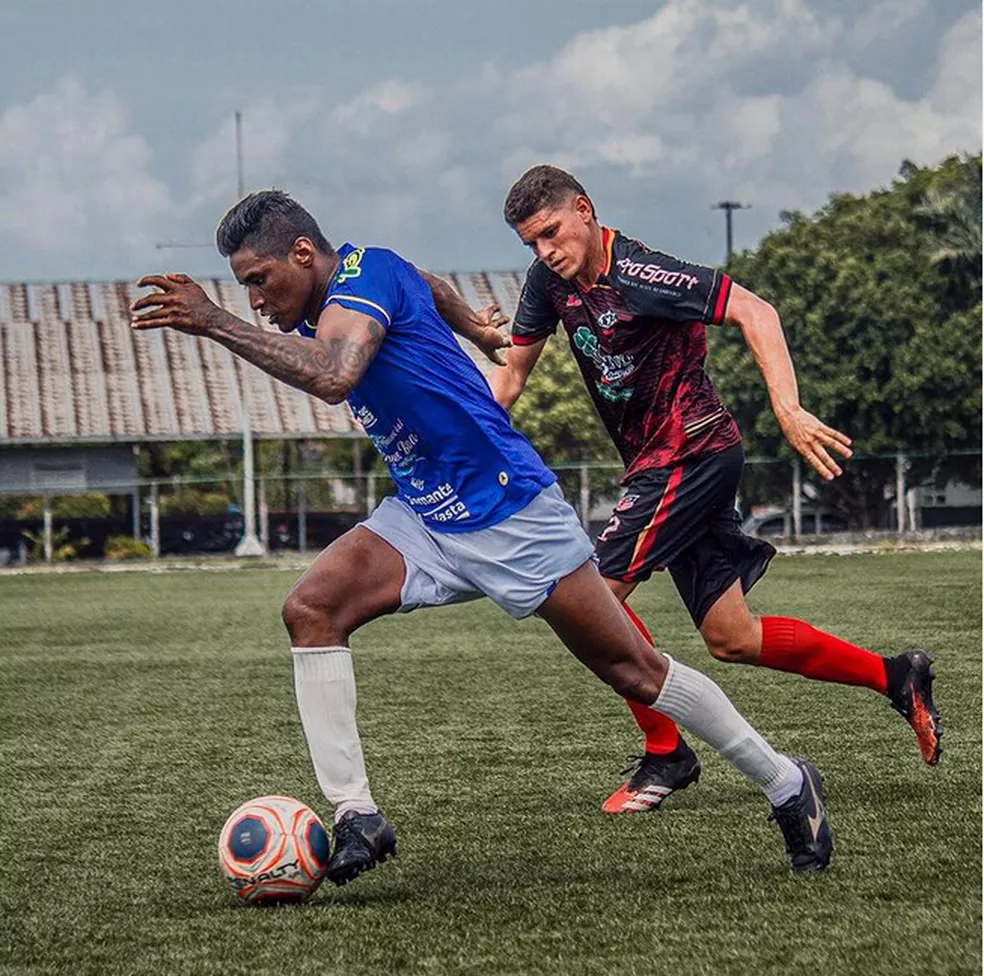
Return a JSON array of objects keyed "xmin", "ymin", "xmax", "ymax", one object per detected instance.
[{"xmin": 0, "ymin": 274, "xmax": 523, "ymax": 444}]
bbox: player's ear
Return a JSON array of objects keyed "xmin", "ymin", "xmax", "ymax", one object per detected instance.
[
  {"xmin": 292, "ymin": 237, "xmax": 316, "ymax": 268},
  {"xmin": 574, "ymin": 194, "xmax": 594, "ymax": 224}
]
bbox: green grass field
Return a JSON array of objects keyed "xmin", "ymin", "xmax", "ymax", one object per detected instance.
[{"xmin": 0, "ymin": 550, "xmax": 980, "ymax": 976}]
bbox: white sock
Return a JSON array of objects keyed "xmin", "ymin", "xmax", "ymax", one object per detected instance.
[
  {"xmin": 291, "ymin": 646, "xmax": 378, "ymax": 823},
  {"xmin": 653, "ymin": 655, "xmax": 803, "ymax": 807}
]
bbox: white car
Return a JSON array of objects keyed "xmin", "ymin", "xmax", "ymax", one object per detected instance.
[{"xmin": 741, "ymin": 507, "xmax": 849, "ymax": 538}]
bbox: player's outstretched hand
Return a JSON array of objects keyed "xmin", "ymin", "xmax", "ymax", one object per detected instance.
[
  {"xmin": 131, "ymin": 273, "xmax": 221, "ymax": 335},
  {"xmin": 780, "ymin": 407, "xmax": 853, "ymax": 480},
  {"xmin": 473, "ymin": 303, "xmax": 513, "ymax": 366}
]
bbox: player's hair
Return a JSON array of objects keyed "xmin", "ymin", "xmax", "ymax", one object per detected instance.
[
  {"xmin": 215, "ymin": 190, "xmax": 332, "ymax": 258},
  {"xmin": 503, "ymin": 165, "xmax": 596, "ymax": 226}
]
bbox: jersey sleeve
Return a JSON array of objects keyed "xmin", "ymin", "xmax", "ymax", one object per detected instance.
[
  {"xmin": 324, "ymin": 247, "xmax": 401, "ymax": 329},
  {"xmin": 511, "ymin": 260, "xmax": 558, "ymax": 345},
  {"xmin": 612, "ymin": 244, "xmax": 733, "ymax": 325}
]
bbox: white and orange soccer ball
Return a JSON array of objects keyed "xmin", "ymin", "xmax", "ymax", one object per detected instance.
[{"xmin": 217, "ymin": 795, "xmax": 330, "ymax": 905}]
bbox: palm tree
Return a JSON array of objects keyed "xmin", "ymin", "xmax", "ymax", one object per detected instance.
[{"xmin": 917, "ymin": 154, "xmax": 982, "ymax": 272}]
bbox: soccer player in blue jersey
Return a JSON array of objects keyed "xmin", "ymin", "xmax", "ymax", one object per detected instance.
[{"xmin": 131, "ymin": 190, "xmax": 833, "ymax": 882}]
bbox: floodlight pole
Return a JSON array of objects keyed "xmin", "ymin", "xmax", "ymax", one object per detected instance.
[
  {"xmin": 235, "ymin": 110, "xmax": 245, "ymax": 200},
  {"xmin": 233, "ymin": 109, "xmax": 266, "ymax": 557},
  {"xmin": 711, "ymin": 201, "xmax": 751, "ymax": 260}
]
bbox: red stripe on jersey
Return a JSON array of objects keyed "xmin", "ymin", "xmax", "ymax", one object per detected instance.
[
  {"xmin": 625, "ymin": 465, "xmax": 684, "ymax": 578},
  {"xmin": 601, "ymin": 226, "xmax": 616, "ymax": 276},
  {"xmin": 512, "ymin": 333, "xmax": 548, "ymax": 346},
  {"xmin": 712, "ymin": 273, "xmax": 732, "ymax": 324},
  {"xmin": 578, "ymin": 227, "xmax": 618, "ymax": 293}
]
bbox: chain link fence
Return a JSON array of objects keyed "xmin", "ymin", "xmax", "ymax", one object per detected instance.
[{"xmin": 0, "ymin": 450, "xmax": 979, "ymax": 564}]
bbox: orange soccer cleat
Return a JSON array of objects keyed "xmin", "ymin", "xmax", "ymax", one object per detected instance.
[
  {"xmin": 601, "ymin": 739, "xmax": 701, "ymax": 814},
  {"xmin": 887, "ymin": 650, "xmax": 943, "ymax": 765}
]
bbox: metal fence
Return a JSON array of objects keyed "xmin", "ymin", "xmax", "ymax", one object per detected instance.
[{"xmin": 0, "ymin": 450, "xmax": 979, "ymax": 564}]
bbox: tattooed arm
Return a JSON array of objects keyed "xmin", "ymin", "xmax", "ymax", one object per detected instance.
[{"xmin": 130, "ymin": 273, "xmax": 383, "ymax": 404}]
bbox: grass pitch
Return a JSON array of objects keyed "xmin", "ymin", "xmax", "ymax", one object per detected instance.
[{"xmin": 0, "ymin": 550, "xmax": 980, "ymax": 976}]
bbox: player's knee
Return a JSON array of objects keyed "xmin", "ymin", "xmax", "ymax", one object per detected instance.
[
  {"xmin": 282, "ymin": 581, "xmax": 345, "ymax": 644},
  {"xmin": 703, "ymin": 626, "xmax": 758, "ymax": 664},
  {"xmin": 605, "ymin": 655, "xmax": 663, "ymax": 704}
]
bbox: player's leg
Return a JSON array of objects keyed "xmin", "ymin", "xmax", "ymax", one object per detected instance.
[
  {"xmin": 537, "ymin": 559, "xmax": 832, "ymax": 871},
  {"xmin": 605, "ymin": 577, "xmax": 684, "ymax": 757},
  {"xmin": 447, "ymin": 483, "xmax": 830, "ymax": 870},
  {"xmin": 594, "ymin": 468, "xmax": 714, "ymax": 813},
  {"xmin": 690, "ymin": 510, "xmax": 942, "ymax": 766},
  {"xmin": 282, "ymin": 524, "xmax": 405, "ymax": 884},
  {"xmin": 599, "ymin": 580, "xmax": 702, "ymax": 814}
]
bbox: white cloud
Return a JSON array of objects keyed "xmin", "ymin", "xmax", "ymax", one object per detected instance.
[
  {"xmin": 188, "ymin": 92, "xmax": 324, "ymax": 213},
  {"xmin": 927, "ymin": 9, "xmax": 982, "ymax": 116},
  {"xmin": 850, "ymin": 0, "xmax": 930, "ymax": 49},
  {"xmin": 0, "ymin": 76, "xmax": 170, "ymax": 260},
  {"xmin": 490, "ymin": 0, "xmax": 981, "ymax": 217},
  {"xmin": 332, "ymin": 80, "xmax": 424, "ymax": 133},
  {"xmin": 0, "ymin": 3, "xmax": 978, "ymax": 277}
]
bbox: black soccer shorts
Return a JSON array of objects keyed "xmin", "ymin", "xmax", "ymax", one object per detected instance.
[{"xmin": 595, "ymin": 443, "xmax": 776, "ymax": 626}]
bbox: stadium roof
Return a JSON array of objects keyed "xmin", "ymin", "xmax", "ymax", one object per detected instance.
[{"xmin": 0, "ymin": 272, "xmax": 524, "ymax": 446}]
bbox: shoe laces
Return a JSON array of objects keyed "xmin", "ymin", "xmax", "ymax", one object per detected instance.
[
  {"xmin": 619, "ymin": 753, "xmax": 650, "ymax": 777},
  {"xmin": 333, "ymin": 814, "xmax": 371, "ymax": 847}
]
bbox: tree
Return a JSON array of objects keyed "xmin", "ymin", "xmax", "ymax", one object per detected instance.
[
  {"xmin": 917, "ymin": 154, "xmax": 982, "ymax": 272},
  {"xmin": 510, "ymin": 334, "xmax": 617, "ymax": 466},
  {"xmin": 709, "ymin": 155, "xmax": 982, "ymax": 528}
]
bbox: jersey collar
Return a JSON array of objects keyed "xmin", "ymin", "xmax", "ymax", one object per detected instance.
[
  {"xmin": 576, "ymin": 226, "xmax": 617, "ymax": 292},
  {"xmin": 600, "ymin": 226, "xmax": 616, "ymax": 278}
]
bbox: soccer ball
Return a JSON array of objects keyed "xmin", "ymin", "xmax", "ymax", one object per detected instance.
[{"xmin": 217, "ymin": 795, "xmax": 330, "ymax": 905}]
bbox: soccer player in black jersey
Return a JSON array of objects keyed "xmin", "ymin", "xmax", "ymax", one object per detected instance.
[{"xmin": 430, "ymin": 164, "xmax": 942, "ymax": 815}]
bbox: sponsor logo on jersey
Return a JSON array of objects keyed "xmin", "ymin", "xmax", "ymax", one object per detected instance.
[
  {"xmin": 615, "ymin": 493, "xmax": 639, "ymax": 512},
  {"xmin": 615, "ymin": 257, "xmax": 700, "ymax": 290},
  {"xmin": 566, "ymin": 294, "xmax": 583, "ymax": 307},
  {"xmin": 597, "ymin": 309, "xmax": 618, "ymax": 335},
  {"xmin": 594, "ymin": 381, "xmax": 633, "ymax": 403},
  {"xmin": 367, "ymin": 416, "xmax": 422, "ymax": 477},
  {"xmin": 337, "ymin": 247, "xmax": 365, "ymax": 283},
  {"xmin": 406, "ymin": 483, "xmax": 456, "ymax": 507},
  {"xmin": 354, "ymin": 405, "xmax": 377, "ymax": 429},
  {"xmin": 573, "ymin": 327, "xmax": 635, "ymax": 402},
  {"xmin": 599, "ymin": 514, "xmax": 621, "ymax": 542}
]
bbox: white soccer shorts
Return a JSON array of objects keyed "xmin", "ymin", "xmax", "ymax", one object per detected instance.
[{"xmin": 362, "ymin": 483, "xmax": 595, "ymax": 619}]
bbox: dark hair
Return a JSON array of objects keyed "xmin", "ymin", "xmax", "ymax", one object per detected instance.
[
  {"xmin": 215, "ymin": 189, "xmax": 332, "ymax": 258},
  {"xmin": 503, "ymin": 165, "xmax": 595, "ymax": 226}
]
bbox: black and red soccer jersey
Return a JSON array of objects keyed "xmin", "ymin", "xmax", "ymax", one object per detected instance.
[{"xmin": 513, "ymin": 227, "xmax": 741, "ymax": 475}]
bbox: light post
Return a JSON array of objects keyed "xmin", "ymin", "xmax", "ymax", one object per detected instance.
[{"xmin": 711, "ymin": 200, "xmax": 751, "ymax": 260}]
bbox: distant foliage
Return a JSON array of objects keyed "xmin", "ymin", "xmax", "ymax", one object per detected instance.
[
  {"xmin": 16, "ymin": 494, "xmax": 111, "ymax": 519},
  {"xmin": 104, "ymin": 535, "xmax": 152, "ymax": 560},
  {"xmin": 21, "ymin": 527, "xmax": 88, "ymax": 562},
  {"xmin": 710, "ymin": 154, "xmax": 982, "ymax": 527},
  {"xmin": 511, "ymin": 334, "xmax": 617, "ymax": 466},
  {"xmin": 916, "ymin": 153, "xmax": 982, "ymax": 274},
  {"xmin": 160, "ymin": 489, "xmax": 232, "ymax": 516}
]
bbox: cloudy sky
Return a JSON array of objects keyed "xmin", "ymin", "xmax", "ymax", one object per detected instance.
[{"xmin": 0, "ymin": 0, "xmax": 979, "ymax": 282}]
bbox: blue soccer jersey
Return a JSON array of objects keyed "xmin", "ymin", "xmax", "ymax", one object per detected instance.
[{"xmin": 297, "ymin": 243, "xmax": 556, "ymax": 532}]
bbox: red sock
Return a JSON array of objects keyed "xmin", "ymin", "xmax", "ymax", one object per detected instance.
[
  {"xmin": 622, "ymin": 604, "xmax": 681, "ymax": 755},
  {"xmin": 759, "ymin": 616, "xmax": 887, "ymax": 694}
]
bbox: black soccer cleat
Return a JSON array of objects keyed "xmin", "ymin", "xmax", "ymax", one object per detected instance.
[
  {"xmin": 769, "ymin": 758, "xmax": 833, "ymax": 873},
  {"xmin": 885, "ymin": 650, "xmax": 943, "ymax": 766},
  {"xmin": 327, "ymin": 810, "xmax": 397, "ymax": 887},
  {"xmin": 601, "ymin": 738, "xmax": 702, "ymax": 814}
]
